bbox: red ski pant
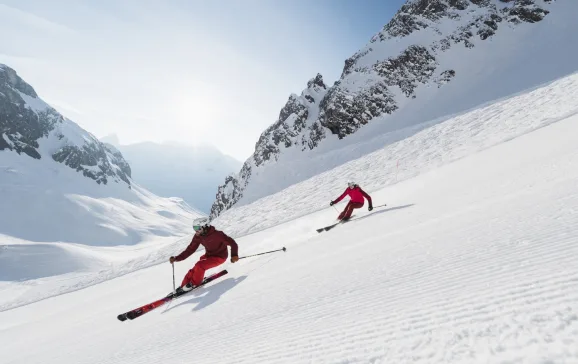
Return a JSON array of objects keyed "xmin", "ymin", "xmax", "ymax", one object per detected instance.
[
  {"xmin": 338, "ymin": 201, "xmax": 363, "ymax": 220},
  {"xmin": 181, "ymin": 255, "xmax": 226, "ymax": 287}
]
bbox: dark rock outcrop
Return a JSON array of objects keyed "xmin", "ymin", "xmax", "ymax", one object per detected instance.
[{"xmin": 0, "ymin": 64, "xmax": 132, "ymax": 186}]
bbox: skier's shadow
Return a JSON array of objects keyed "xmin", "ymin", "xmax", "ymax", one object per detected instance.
[
  {"xmin": 163, "ymin": 276, "xmax": 248, "ymax": 313},
  {"xmin": 352, "ymin": 204, "xmax": 415, "ymax": 222}
]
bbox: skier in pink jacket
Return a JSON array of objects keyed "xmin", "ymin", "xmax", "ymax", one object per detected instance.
[{"xmin": 330, "ymin": 181, "xmax": 373, "ymax": 221}]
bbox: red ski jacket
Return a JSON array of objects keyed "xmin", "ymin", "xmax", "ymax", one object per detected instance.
[
  {"xmin": 334, "ymin": 186, "xmax": 372, "ymax": 206},
  {"xmin": 175, "ymin": 226, "xmax": 238, "ymax": 261}
]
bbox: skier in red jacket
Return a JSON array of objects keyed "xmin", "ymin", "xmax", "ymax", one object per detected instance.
[
  {"xmin": 169, "ymin": 217, "xmax": 238, "ymax": 293},
  {"xmin": 330, "ymin": 181, "xmax": 373, "ymax": 221}
]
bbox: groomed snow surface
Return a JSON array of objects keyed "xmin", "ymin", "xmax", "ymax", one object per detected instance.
[
  {"xmin": 0, "ymin": 152, "xmax": 201, "ymax": 310},
  {"xmin": 2, "ymin": 75, "xmax": 578, "ymax": 363}
]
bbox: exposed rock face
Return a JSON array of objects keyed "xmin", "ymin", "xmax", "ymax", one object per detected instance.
[
  {"xmin": 253, "ymin": 73, "xmax": 328, "ymax": 166},
  {"xmin": 0, "ymin": 64, "xmax": 132, "ymax": 186},
  {"xmin": 371, "ymin": 0, "xmax": 550, "ymax": 42},
  {"xmin": 209, "ymin": 0, "xmax": 554, "ymax": 219},
  {"xmin": 211, "ymin": 163, "xmax": 252, "ymax": 217},
  {"xmin": 317, "ymin": 81, "xmax": 397, "ymax": 141},
  {"xmin": 52, "ymin": 142, "xmax": 132, "ymax": 185},
  {"xmin": 0, "ymin": 66, "xmax": 62, "ymax": 160}
]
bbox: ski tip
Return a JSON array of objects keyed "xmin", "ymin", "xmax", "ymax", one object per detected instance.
[{"xmin": 117, "ymin": 314, "xmax": 127, "ymax": 322}]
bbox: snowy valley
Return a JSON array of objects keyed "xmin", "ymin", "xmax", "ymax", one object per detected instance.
[
  {"xmin": 1, "ymin": 0, "xmax": 578, "ymax": 363},
  {"xmin": 0, "ymin": 64, "xmax": 202, "ymax": 309},
  {"xmin": 100, "ymin": 136, "xmax": 241, "ymax": 214},
  {"xmin": 1, "ymin": 67, "xmax": 577, "ymax": 363}
]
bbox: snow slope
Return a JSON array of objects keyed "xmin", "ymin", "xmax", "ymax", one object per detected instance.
[
  {"xmin": 213, "ymin": 71, "xmax": 578, "ymax": 238},
  {"xmin": 1, "ymin": 71, "xmax": 577, "ymax": 363},
  {"xmin": 0, "ymin": 64, "xmax": 201, "ymax": 246},
  {"xmin": 0, "ymin": 150, "xmax": 197, "ymax": 246},
  {"xmin": 211, "ymin": 0, "xmax": 578, "ymax": 218},
  {"xmin": 0, "ymin": 65, "xmax": 204, "ymax": 308},
  {"xmin": 0, "ymin": 148, "xmax": 203, "ymax": 310}
]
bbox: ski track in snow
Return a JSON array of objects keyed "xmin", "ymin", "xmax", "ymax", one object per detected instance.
[{"xmin": 1, "ymin": 80, "xmax": 578, "ymax": 362}]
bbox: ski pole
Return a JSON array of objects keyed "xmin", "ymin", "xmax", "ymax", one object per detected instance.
[
  {"xmin": 239, "ymin": 247, "xmax": 287, "ymax": 260},
  {"xmin": 171, "ymin": 263, "xmax": 176, "ymax": 292}
]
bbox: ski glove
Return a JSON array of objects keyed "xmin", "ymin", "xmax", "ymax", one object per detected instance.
[
  {"xmin": 230, "ymin": 255, "xmax": 239, "ymax": 263},
  {"xmin": 329, "ymin": 201, "xmax": 335, "ymax": 206},
  {"xmin": 368, "ymin": 206, "xmax": 373, "ymax": 211},
  {"xmin": 169, "ymin": 256, "xmax": 176, "ymax": 264}
]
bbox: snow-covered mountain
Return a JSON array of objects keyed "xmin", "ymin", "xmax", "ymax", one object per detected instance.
[
  {"xmin": 0, "ymin": 63, "xmax": 200, "ymax": 243},
  {"xmin": 0, "ymin": 64, "xmax": 203, "ymax": 304},
  {"xmin": 0, "ymin": 64, "xmax": 131, "ymax": 187},
  {"xmin": 210, "ymin": 0, "xmax": 578, "ymax": 219},
  {"xmin": 101, "ymin": 138, "xmax": 241, "ymax": 213},
  {"xmin": 2, "ymin": 69, "xmax": 577, "ymax": 362}
]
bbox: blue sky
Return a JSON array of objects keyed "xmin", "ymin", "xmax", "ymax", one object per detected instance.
[{"xmin": 0, "ymin": 0, "xmax": 406, "ymax": 160}]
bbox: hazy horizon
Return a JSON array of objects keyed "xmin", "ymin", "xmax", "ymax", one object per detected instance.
[{"xmin": 0, "ymin": 0, "xmax": 405, "ymax": 161}]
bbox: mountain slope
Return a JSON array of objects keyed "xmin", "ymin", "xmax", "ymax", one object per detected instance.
[
  {"xmin": 0, "ymin": 65, "xmax": 131, "ymax": 186},
  {"xmin": 1, "ymin": 74, "xmax": 577, "ymax": 363},
  {"xmin": 106, "ymin": 139, "xmax": 241, "ymax": 213},
  {"xmin": 0, "ymin": 64, "xmax": 204, "ymax": 308},
  {"xmin": 213, "ymin": 70, "xmax": 578, "ymax": 237},
  {"xmin": 0, "ymin": 64, "xmax": 200, "ymax": 245},
  {"xmin": 210, "ymin": 0, "xmax": 578, "ymax": 219}
]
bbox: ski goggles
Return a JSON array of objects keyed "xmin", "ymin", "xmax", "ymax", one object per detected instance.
[{"xmin": 193, "ymin": 225, "xmax": 203, "ymax": 232}]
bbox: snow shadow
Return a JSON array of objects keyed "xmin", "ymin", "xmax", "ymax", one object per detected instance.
[
  {"xmin": 351, "ymin": 204, "xmax": 415, "ymax": 223},
  {"xmin": 163, "ymin": 275, "xmax": 248, "ymax": 313}
]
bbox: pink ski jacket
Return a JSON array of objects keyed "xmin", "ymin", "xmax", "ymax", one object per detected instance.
[{"xmin": 333, "ymin": 186, "xmax": 372, "ymax": 206}]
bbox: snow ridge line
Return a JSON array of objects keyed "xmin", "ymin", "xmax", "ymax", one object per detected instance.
[{"xmin": 214, "ymin": 72, "xmax": 578, "ymax": 239}]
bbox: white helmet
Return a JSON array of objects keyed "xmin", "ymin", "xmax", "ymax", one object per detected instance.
[
  {"xmin": 192, "ymin": 217, "xmax": 210, "ymax": 231},
  {"xmin": 347, "ymin": 181, "xmax": 357, "ymax": 188}
]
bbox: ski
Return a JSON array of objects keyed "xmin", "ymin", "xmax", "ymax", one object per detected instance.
[
  {"xmin": 316, "ymin": 216, "xmax": 354, "ymax": 233},
  {"xmin": 317, "ymin": 204, "xmax": 389, "ymax": 232},
  {"xmin": 117, "ymin": 269, "xmax": 228, "ymax": 321},
  {"xmin": 316, "ymin": 204, "xmax": 387, "ymax": 233}
]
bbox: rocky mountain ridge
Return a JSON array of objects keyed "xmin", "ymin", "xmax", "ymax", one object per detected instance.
[
  {"xmin": 209, "ymin": 0, "xmax": 555, "ymax": 219},
  {"xmin": 0, "ymin": 64, "xmax": 132, "ymax": 186}
]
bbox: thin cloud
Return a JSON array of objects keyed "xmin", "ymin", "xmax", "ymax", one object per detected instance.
[
  {"xmin": 0, "ymin": 4, "xmax": 75, "ymax": 35},
  {"xmin": 41, "ymin": 97, "xmax": 85, "ymax": 116}
]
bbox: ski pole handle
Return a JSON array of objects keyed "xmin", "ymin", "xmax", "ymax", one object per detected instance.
[{"xmin": 239, "ymin": 247, "xmax": 286, "ymax": 260}]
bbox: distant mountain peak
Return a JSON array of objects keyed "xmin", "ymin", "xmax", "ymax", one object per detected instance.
[
  {"xmin": 101, "ymin": 133, "xmax": 121, "ymax": 147},
  {"xmin": 0, "ymin": 64, "xmax": 38, "ymax": 98},
  {"xmin": 0, "ymin": 64, "xmax": 132, "ymax": 186},
  {"xmin": 108, "ymin": 139, "xmax": 241, "ymax": 213}
]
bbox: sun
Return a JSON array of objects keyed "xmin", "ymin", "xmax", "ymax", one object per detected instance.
[{"xmin": 170, "ymin": 87, "xmax": 222, "ymax": 142}]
